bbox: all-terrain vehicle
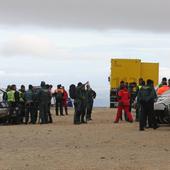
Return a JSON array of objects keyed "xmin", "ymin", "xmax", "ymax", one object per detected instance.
[
  {"xmin": 0, "ymin": 89, "xmax": 9, "ymax": 123},
  {"xmin": 154, "ymin": 90, "xmax": 170, "ymax": 124}
]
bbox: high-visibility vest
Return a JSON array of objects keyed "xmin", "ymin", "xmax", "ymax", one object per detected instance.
[
  {"xmin": 7, "ymin": 90, "xmax": 15, "ymax": 102},
  {"xmin": 138, "ymin": 85, "xmax": 142, "ymax": 90}
]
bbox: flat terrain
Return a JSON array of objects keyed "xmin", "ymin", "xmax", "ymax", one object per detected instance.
[{"xmin": 0, "ymin": 108, "xmax": 169, "ymax": 170}]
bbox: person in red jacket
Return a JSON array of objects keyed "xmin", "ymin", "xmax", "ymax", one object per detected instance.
[
  {"xmin": 114, "ymin": 84, "xmax": 133, "ymax": 123},
  {"xmin": 62, "ymin": 86, "xmax": 68, "ymax": 115}
]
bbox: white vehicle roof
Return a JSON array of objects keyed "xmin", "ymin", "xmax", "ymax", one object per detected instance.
[{"xmin": 0, "ymin": 89, "xmax": 5, "ymax": 102}]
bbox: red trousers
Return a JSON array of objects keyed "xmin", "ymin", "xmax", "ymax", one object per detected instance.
[{"xmin": 114, "ymin": 105, "xmax": 133, "ymax": 122}]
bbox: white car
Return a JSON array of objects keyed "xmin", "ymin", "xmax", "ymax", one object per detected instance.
[{"xmin": 154, "ymin": 90, "xmax": 170, "ymax": 124}]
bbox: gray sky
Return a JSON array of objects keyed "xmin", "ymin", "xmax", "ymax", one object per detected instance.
[
  {"xmin": 0, "ymin": 0, "xmax": 169, "ymax": 31},
  {"xmin": 0, "ymin": 0, "xmax": 170, "ymax": 106}
]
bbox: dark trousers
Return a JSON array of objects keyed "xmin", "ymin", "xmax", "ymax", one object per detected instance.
[
  {"xmin": 33, "ymin": 104, "xmax": 38, "ymax": 124},
  {"xmin": 140, "ymin": 101, "xmax": 157, "ymax": 129},
  {"xmin": 39, "ymin": 103, "xmax": 48, "ymax": 124},
  {"xmin": 86, "ymin": 100, "xmax": 93, "ymax": 120},
  {"xmin": 25, "ymin": 103, "xmax": 34, "ymax": 124},
  {"xmin": 73, "ymin": 100, "xmax": 81, "ymax": 124},
  {"xmin": 56, "ymin": 100, "xmax": 63, "ymax": 115},
  {"xmin": 8, "ymin": 102, "xmax": 16, "ymax": 124},
  {"xmin": 48, "ymin": 103, "xmax": 53, "ymax": 123},
  {"xmin": 19, "ymin": 102, "xmax": 25, "ymax": 123},
  {"xmin": 136, "ymin": 101, "xmax": 141, "ymax": 121},
  {"xmin": 80, "ymin": 102, "xmax": 87, "ymax": 123}
]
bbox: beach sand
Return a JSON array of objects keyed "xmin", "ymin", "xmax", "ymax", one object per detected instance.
[{"xmin": 0, "ymin": 107, "xmax": 169, "ymax": 170}]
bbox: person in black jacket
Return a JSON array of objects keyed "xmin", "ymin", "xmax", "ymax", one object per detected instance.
[
  {"xmin": 137, "ymin": 79, "xmax": 158, "ymax": 131},
  {"xmin": 86, "ymin": 85, "xmax": 96, "ymax": 121},
  {"xmin": 38, "ymin": 81, "xmax": 51, "ymax": 124},
  {"xmin": 73, "ymin": 82, "xmax": 88, "ymax": 124}
]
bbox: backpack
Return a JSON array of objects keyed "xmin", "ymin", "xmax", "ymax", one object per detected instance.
[{"xmin": 69, "ymin": 84, "xmax": 77, "ymax": 99}]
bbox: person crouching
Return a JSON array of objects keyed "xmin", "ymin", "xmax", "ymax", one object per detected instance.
[{"xmin": 114, "ymin": 83, "xmax": 133, "ymax": 123}]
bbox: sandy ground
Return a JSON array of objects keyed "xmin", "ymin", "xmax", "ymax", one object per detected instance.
[{"xmin": 0, "ymin": 107, "xmax": 169, "ymax": 170}]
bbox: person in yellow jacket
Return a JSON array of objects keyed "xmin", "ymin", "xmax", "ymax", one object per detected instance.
[{"xmin": 7, "ymin": 85, "xmax": 19, "ymax": 124}]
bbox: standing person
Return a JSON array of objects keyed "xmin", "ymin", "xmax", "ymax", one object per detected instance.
[
  {"xmin": 38, "ymin": 81, "xmax": 51, "ymax": 124},
  {"xmin": 135, "ymin": 78, "xmax": 145, "ymax": 122},
  {"xmin": 7, "ymin": 85, "xmax": 20, "ymax": 124},
  {"xmin": 32, "ymin": 87, "xmax": 40, "ymax": 124},
  {"xmin": 128, "ymin": 82, "xmax": 137, "ymax": 112},
  {"xmin": 114, "ymin": 84, "xmax": 133, "ymax": 123},
  {"xmin": 50, "ymin": 85, "xmax": 55, "ymax": 106},
  {"xmin": 157, "ymin": 79, "xmax": 170, "ymax": 95},
  {"xmin": 7, "ymin": 85, "xmax": 16, "ymax": 124},
  {"xmin": 25, "ymin": 85, "xmax": 34, "ymax": 124},
  {"xmin": 62, "ymin": 86, "xmax": 68, "ymax": 115},
  {"xmin": 46, "ymin": 84, "xmax": 53, "ymax": 123},
  {"xmin": 70, "ymin": 82, "xmax": 88, "ymax": 124},
  {"xmin": 55, "ymin": 84, "xmax": 64, "ymax": 116},
  {"xmin": 158, "ymin": 77, "xmax": 167, "ymax": 88},
  {"xmin": 137, "ymin": 79, "xmax": 158, "ymax": 131},
  {"xmin": 69, "ymin": 84, "xmax": 79, "ymax": 124},
  {"xmin": 86, "ymin": 85, "xmax": 96, "ymax": 121},
  {"xmin": 117, "ymin": 81, "xmax": 128, "ymax": 121},
  {"xmin": 19, "ymin": 85, "xmax": 26, "ymax": 123},
  {"xmin": 80, "ymin": 84, "xmax": 88, "ymax": 123},
  {"xmin": 150, "ymin": 80, "xmax": 159, "ymax": 129},
  {"xmin": 13, "ymin": 85, "xmax": 20, "ymax": 124},
  {"xmin": 3, "ymin": 85, "xmax": 11, "ymax": 102}
]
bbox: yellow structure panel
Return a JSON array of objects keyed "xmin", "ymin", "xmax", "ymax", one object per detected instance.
[
  {"xmin": 141, "ymin": 62, "xmax": 159, "ymax": 86},
  {"xmin": 110, "ymin": 59, "xmax": 159, "ymax": 88}
]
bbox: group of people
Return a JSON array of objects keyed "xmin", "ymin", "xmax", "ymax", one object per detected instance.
[
  {"xmin": 2, "ymin": 81, "xmax": 96, "ymax": 126},
  {"xmin": 1, "ymin": 77, "xmax": 169, "ymax": 129},
  {"xmin": 114, "ymin": 77, "xmax": 170, "ymax": 131},
  {"xmin": 70, "ymin": 82, "xmax": 96, "ymax": 125},
  {"xmin": 2, "ymin": 81, "xmax": 70, "ymax": 125}
]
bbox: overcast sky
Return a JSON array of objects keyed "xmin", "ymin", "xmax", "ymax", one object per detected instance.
[{"xmin": 0, "ymin": 0, "xmax": 170, "ymax": 106}]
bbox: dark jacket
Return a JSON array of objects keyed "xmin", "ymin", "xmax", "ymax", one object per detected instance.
[
  {"xmin": 86, "ymin": 89, "xmax": 96, "ymax": 103},
  {"xmin": 38, "ymin": 88, "xmax": 51, "ymax": 104},
  {"xmin": 137, "ymin": 86, "xmax": 157, "ymax": 103}
]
